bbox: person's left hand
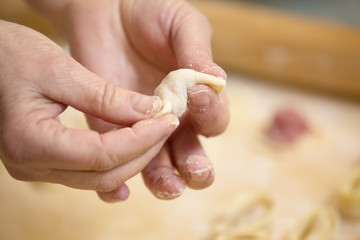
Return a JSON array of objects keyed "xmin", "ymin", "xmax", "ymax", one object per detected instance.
[{"xmin": 62, "ymin": 0, "xmax": 229, "ymax": 202}]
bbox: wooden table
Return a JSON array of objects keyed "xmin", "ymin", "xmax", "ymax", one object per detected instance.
[
  {"xmin": 1, "ymin": 75, "xmax": 360, "ymax": 239},
  {"xmin": 1, "ymin": 0, "xmax": 360, "ymax": 239}
]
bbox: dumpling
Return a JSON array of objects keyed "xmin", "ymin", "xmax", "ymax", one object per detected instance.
[{"xmin": 154, "ymin": 69, "xmax": 225, "ymax": 117}]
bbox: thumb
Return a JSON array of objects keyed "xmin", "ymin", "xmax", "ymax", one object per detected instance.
[
  {"xmin": 170, "ymin": 1, "xmax": 226, "ymax": 80},
  {"xmin": 41, "ymin": 53, "xmax": 162, "ymax": 125}
]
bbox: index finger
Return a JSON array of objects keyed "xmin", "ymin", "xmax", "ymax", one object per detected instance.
[{"xmin": 11, "ymin": 114, "xmax": 179, "ymax": 171}]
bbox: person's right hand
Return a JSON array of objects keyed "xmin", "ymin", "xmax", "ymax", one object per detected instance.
[
  {"xmin": 62, "ymin": 0, "xmax": 230, "ymax": 202},
  {"xmin": 0, "ymin": 20, "xmax": 178, "ymax": 202}
]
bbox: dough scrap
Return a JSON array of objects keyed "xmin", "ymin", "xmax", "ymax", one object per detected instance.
[
  {"xmin": 211, "ymin": 192, "xmax": 273, "ymax": 240},
  {"xmin": 154, "ymin": 69, "xmax": 226, "ymax": 117},
  {"xmin": 213, "ymin": 232, "xmax": 269, "ymax": 240},
  {"xmin": 338, "ymin": 168, "xmax": 360, "ymax": 219},
  {"xmin": 288, "ymin": 207, "xmax": 338, "ymax": 240}
]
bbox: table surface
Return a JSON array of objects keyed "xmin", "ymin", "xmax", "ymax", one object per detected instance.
[
  {"xmin": 1, "ymin": 74, "xmax": 360, "ymax": 240},
  {"xmin": 1, "ymin": 1, "xmax": 359, "ymax": 238}
]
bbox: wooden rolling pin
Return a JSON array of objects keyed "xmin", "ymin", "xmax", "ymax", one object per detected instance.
[
  {"xmin": 2, "ymin": 0, "xmax": 360, "ymax": 98},
  {"xmin": 191, "ymin": 0, "xmax": 360, "ymax": 99}
]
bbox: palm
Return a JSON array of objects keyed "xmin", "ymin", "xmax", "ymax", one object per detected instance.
[
  {"xmin": 69, "ymin": 0, "xmax": 178, "ymax": 96},
  {"xmin": 66, "ymin": 0, "xmax": 228, "ymax": 199}
]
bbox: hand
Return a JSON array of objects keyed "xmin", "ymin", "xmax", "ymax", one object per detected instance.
[
  {"xmin": 0, "ymin": 20, "xmax": 178, "ymax": 202},
  {"xmin": 64, "ymin": 0, "xmax": 230, "ymax": 201}
]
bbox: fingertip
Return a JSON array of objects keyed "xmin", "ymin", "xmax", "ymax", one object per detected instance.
[
  {"xmin": 164, "ymin": 114, "xmax": 180, "ymax": 130},
  {"xmin": 147, "ymin": 96, "xmax": 163, "ymax": 117},
  {"xmin": 97, "ymin": 183, "xmax": 130, "ymax": 203},
  {"xmin": 153, "ymin": 173, "xmax": 185, "ymax": 200},
  {"xmin": 131, "ymin": 94, "xmax": 163, "ymax": 118},
  {"xmin": 188, "ymin": 87, "xmax": 229, "ymax": 138},
  {"xmin": 188, "ymin": 84, "xmax": 216, "ymax": 113},
  {"xmin": 113, "ymin": 184, "xmax": 130, "ymax": 201},
  {"xmin": 156, "ymin": 114, "xmax": 180, "ymax": 134},
  {"xmin": 142, "ymin": 148, "xmax": 185, "ymax": 200},
  {"xmin": 181, "ymin": 155, "xmax": 215, "ymax": 190},
  {"xmin": 198, "ymin": 62, "xmax": 227, "ymax": 81},
  {"xmin": 132, "ymin": 113, "xmax": 179, "ymax": 138}
]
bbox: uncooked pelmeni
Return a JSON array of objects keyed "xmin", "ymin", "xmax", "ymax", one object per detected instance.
[{"xmin": 154, "ymin": 69, "xmax": 226, "ymax": 117}]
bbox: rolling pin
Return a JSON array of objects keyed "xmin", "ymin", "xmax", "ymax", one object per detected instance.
[
  {"xmin": 191, "ymin": 0, "xmax": 360, "ymax": 99},
  {"xmin": 3, "ymin": 0, "xmax": 360, "ymax": 98}
]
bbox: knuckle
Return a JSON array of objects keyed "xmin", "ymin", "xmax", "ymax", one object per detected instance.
[
  {"xmin": 92, "ymin": 82, "xmax": 117, "ymax": 116},
  {"xmin": 91, "ymin": 153, "xmax": 117, "ymax": 171},
  {"xmin": 34, "ymin": 43, "xmax": 71, "ymax": 77},
  {"xmin": 0, "ymin": 130, "xmax": 28, "ymax": 168},
  {"xmin": 89, "ymin": 136, "xmax": 121, "ymax": 171}
]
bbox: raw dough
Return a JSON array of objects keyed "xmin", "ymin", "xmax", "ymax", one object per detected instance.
[
  {"xmin": 338, "ymin": 168, "xmax": 360, "ymax": 219},
  {"xmin": 154, "ymin": 69, "xmax": 226, "ymax": 117},
  {"xmin": 213, "ymin": 232, "xmax": 269, "ymax": 240},
  {"xmin": 288, "ymin": 207, "xmax": 338, "ymax": 240},
  {"xmin": 211, "ymin": 192, "xmax": 272, "ymax": 240}
]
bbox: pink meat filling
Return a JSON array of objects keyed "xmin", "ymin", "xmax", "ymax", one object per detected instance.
[{"xmin": 267, "ymin": 108, "xmax": 308, "ymax": 144}]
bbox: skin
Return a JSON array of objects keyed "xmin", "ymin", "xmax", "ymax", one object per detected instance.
[
  {"xmin": 0, "ymin": 20, "xmax": 178, "ymax": 200},
  {"xmin": 18, "ymin": 0, "xmax": 230, "ymax": 202}
]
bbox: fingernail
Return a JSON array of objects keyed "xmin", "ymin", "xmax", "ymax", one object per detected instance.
[
  {"xmin": 189, "ymin": 166, "xmax": 213, "ymax": 182},
  {"xmin": 188, "ymin": 89, "xmax": 211, "ymax": 111},
  {"xmin": 150, "ymin": 96, "xmax": 163, "ymax": 115},
  {"xmin": 184, "ymin": 155, "xmax": 215, "ymax": 188},
  {"xmin": 156, "ymin": 114, "xmax": 179, "ymax": 130},
  {"xmin": 186, "ymin": 155, "xmax": 213, "ymax": 181},
  {"xmin": 167, "ymin": 115, "xmax": 180, "ymax": 129},
  {"xmin": 198, "ymin": 62, "xmax": 227, "ymax": 80},
  {"xmin": 133, "ymin": 95, "xmax": 162, "ymax": 116},
  {"xmin": 154, "ymin": 174, "xmax": 185, "ymax": 200}
]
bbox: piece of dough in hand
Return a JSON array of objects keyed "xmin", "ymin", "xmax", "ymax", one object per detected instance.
[{"xmin": 154, "ymin": 69, "xmax": 226, "ymax": 117}]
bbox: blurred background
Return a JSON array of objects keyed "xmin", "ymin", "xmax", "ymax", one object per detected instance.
[
  {"xmin": 193, "ymin": 0, "xmax": 360, "ymax": 99},
  {"xmin": 1, "ymin": 0, "xmax": 360, "ymax": 239},
  {"xmin": 238, "ymin": 0, "xmax": 360, "ymax": 26},
  {"xmin": 1, "ymin": 0, "xmax": 360, "ymax": 98}
]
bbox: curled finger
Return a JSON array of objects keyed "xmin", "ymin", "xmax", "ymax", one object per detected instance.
[
  {"xmin": 188, "ymin": 84, "xmax": 230, "ymax": 137},
  {"xmin": 142, "ymin": 146, "xmax": 185, "ymax": 200},
  {"xmin": 170, "ymin": 123, "xmax": 215, "ymax": 190},
  {"xmin": 97, "ymin": 183, "xmax": 130, "ymax": 203}
]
